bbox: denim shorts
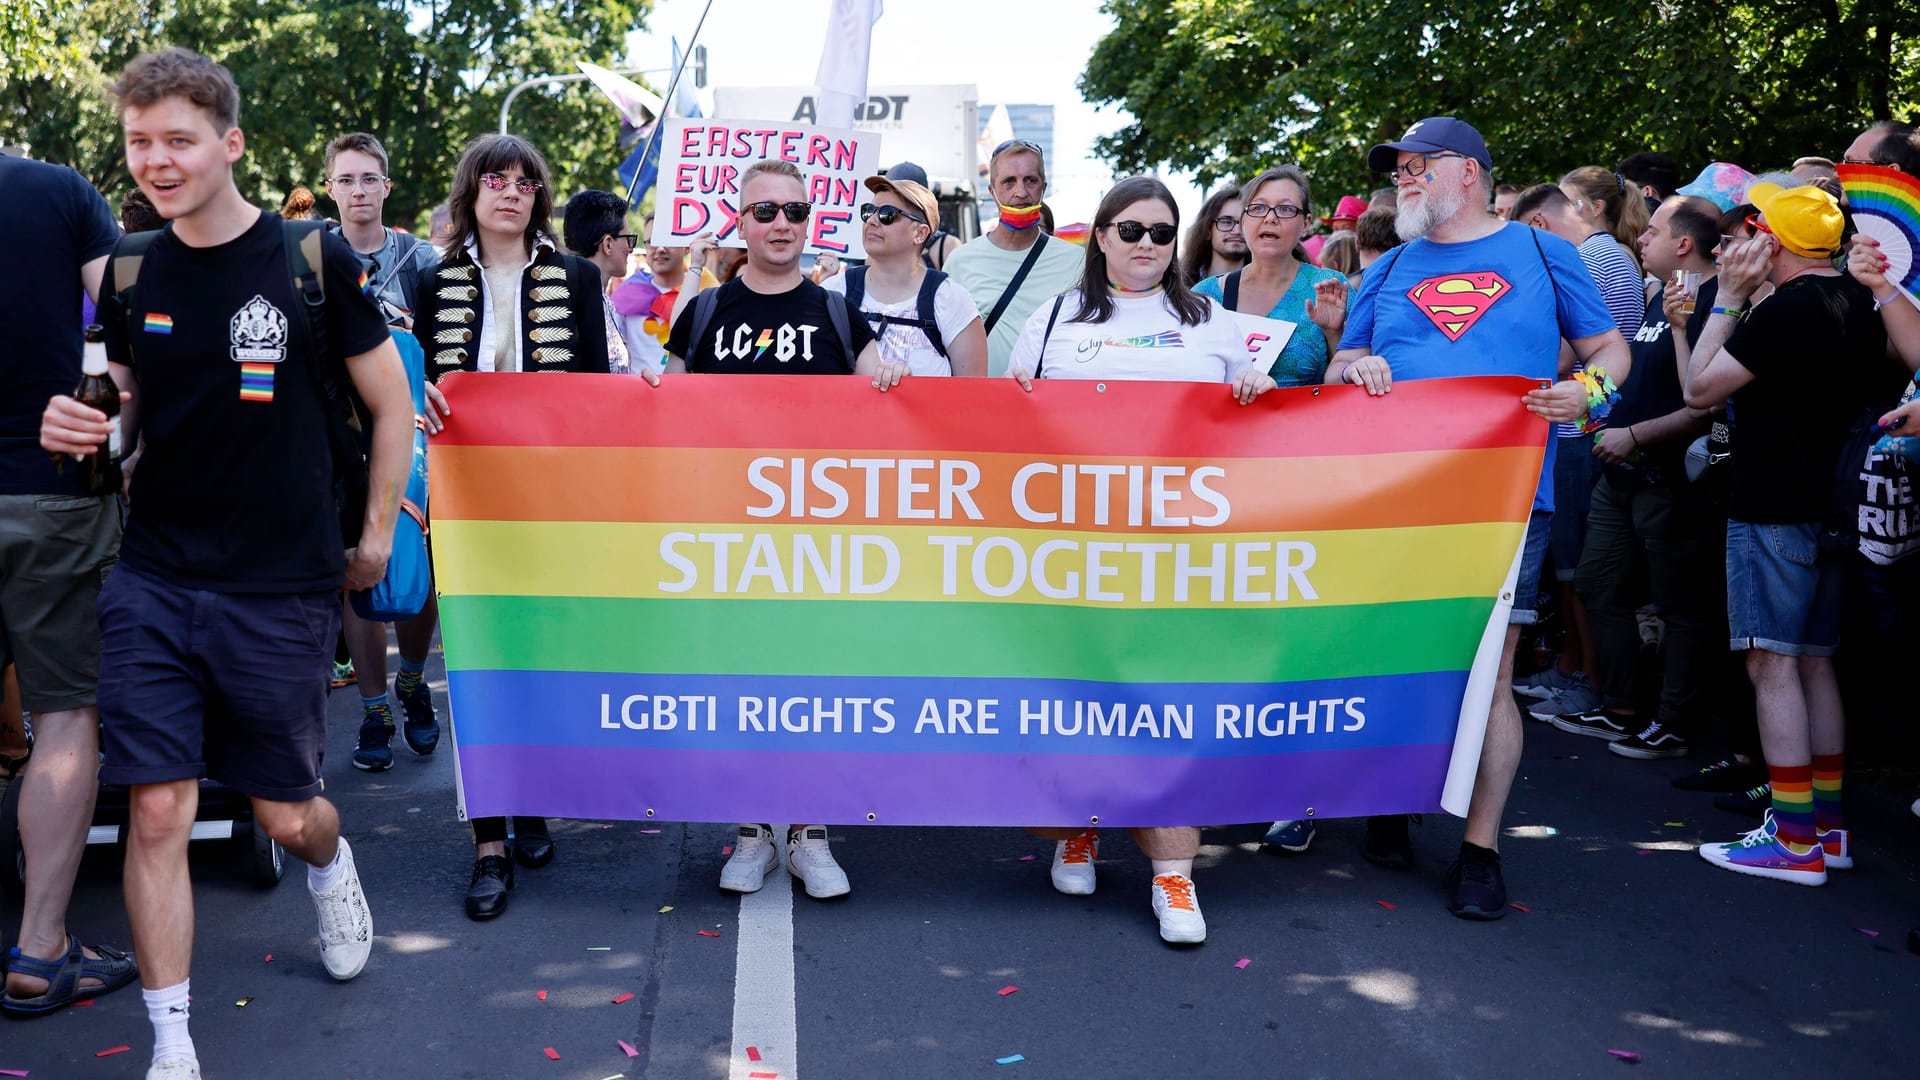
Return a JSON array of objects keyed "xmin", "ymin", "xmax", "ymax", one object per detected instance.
[
  {"xmin": 96, "ymin": 564, "xmax": 339, "ymax": 801},
  {"xmin": 1510, "ymin": 510, "xmax": 1553, "ymax": 626},
  {"xmin": 1549, "ymin": 434, "xmax": 1594, "ymax": 581},
  {"xmin": 1725, "ymin": 520, "xmax": 1845, "ymax": 656}
]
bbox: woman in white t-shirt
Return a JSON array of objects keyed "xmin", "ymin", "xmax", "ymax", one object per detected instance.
[
  {"xmin": 1008, "ymin": 177, "xmax": 1274, "ymax": 404},
  {"xmin": 1008, "ymin": 176, "xmax": 1276, "ymax": 947},
  {"xmin": 823, "ymin": 175, "xmax": 988, "ymax": 376}
]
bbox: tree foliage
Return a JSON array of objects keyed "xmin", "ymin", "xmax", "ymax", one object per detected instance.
[
  {"xmin": 1081, "ymin": 0, "xmax": 1920, "ymax": 198},
  {"xmin": 0, "ymin": 0, "xmax": 650, "ymax": 229}
]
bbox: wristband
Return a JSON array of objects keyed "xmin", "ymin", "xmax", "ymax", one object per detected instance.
[
  {"xmin": 1710, "ymin": 305, "xmax": 1745, "ymax": 321},
  {"xmin": 1874, "ymin": 291, "xmax": 1900, "ymax": 310},
  {"xmin": 1572, "ymin": 366, "xmax": 1621, "ymax": 434}
]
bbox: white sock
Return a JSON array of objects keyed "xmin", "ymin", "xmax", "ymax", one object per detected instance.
[
  {"xmin": 307, "ymin": 843, "xmax": 346, "ymax": 894},
  {"xmin": 1150, "ymin": 858, "xmax": 1194, "ymax": 880},
  {"xmin": 144, "ymin": 980, "xmax": 195, "ymax": 1064}
]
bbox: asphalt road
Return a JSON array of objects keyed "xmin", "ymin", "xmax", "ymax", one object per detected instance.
[{"xmin": 5, "ymin": 639, "xmax": 1919, "ymax": 1080}]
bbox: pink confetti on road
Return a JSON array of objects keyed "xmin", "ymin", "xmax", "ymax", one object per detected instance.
[
  {"xmin": 997, "ymin": 986, "xmax": 1020, "ymax": 996},
  {"xmin": 698, "ymin": 930, "xmax": 722, "ymax": 938},
  {"xmin": 1234, "ymin": 958, "xmax": 1250, "ymax": 970},
  {"xmin": 543, "ymin": 1047, "xmax": 561, "ymax": 1061},
  {"xmin": 618, "ymin": 1040, "xmax": 640, "ymax": 1058},
  {"xmin": 0, "ymin": 1068, "xmax": 31, "ymax": 1076},
  {"xmin": 612, "ymin": 993, "xmax": 635, "ymax": 1004},
  {"xmin": 264, "ymin": 954, "xmax": 273, "ymax": 963},
  {"xmin": 641, "ymin": 829, "xmax": 662, "ymax": 834},
  {"xmin": 722, "ymin": 845, "xmax": 734, "ymax": 855},
  {"xmin": 747, "ymin": 1047, "xmax": 762, "ymax": 1062},
  {"xmin": 1856, "ymin": 928, "xmax": 1881, "ymax": 938},
  {"xmin": 1509, "ymin": 903, "xmax": 1532, "ymax": 913},
  {"xmin": 536, "ymin": 990, "xmax": 547, "ymax": 1001},
  {"xmin": 71, "ymin": 999, "xmax": 93, "ymax": 1007},
  {"xmin": 1376, "ymin": 900, "xmax": 1397, "ymax": 910},
  {"xmin": 1017, "ymin": 854, "xmax": 1036, "ymax": 861},
  {"xmin": 1607, "ymin": 1049, "xmax": 1641, "ymax": 1064},
  {"xmin": 749, "ymin": 1073, "xmax": 778, "ymax": 1079},
  {"xmin": 95, "ymin": 1047, "xmax": 130, "ymax": 1058}
]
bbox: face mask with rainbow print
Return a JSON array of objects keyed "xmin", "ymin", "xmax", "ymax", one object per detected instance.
[{"xmin": 997, "ymin": 204, "xmax": 1044, "ymax": 231}]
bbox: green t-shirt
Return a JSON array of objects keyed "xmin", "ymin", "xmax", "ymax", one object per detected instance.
[{"xmin": 944, "ymin": 232, "xmax": 1084, "ymax": 377}]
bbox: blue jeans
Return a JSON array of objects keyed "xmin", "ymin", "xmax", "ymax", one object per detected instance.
[
  {"xmin": 1725, "ymin": 520, "xmax": 1845, "ymax": 656},
  {"xmin": 1511, "ymin": 510, "xmax": 1553, "ymax": 626}
]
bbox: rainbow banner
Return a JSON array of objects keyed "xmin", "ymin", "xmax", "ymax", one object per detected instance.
[{"xmin": 430, "ymin": 373, "xmax": 1546, "ymax": 826}]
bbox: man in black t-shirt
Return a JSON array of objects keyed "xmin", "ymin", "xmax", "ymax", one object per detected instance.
[
  {"xmin": 661, "ymin": 159, "xmax": 904, "ymax": 903},
  {"xmin": 39, "ymin": 49, "xmax": 413, "ymax": 1078},
  {"xmin": 1564, "ymin": 196, "xmax": 1722, "ymax": 760},
  {"xmin": 0, "ymin": 155, "xmax": 140, "ymax": 1017},
  {"xmin": 1682, "ymin": 182, "xmax": 1891, "ymax": 890}
]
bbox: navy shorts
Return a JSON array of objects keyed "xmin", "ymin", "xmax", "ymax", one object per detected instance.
[
  {"xmin": 1549, "ymin": 433, "xmax": 1594, "ymax": 582},
  {"xmin": 1510, "ymin": 510, "xmax": 1553, "ymax": 627},
  {"xmin": 96, "ymin": 565, "xmax": 339, "ymax": 801}
]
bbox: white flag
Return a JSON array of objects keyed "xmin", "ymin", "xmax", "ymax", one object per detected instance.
[{"xmin": 814, "ymin": 0, "xmax": 883, "ymax": 130}]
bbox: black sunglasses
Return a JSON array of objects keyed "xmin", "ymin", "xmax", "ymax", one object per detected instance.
[
  {"xmin": 745, "ymin": 201, "xmax": 812, "ymax": 224},
  {"xmin": 858, "ymin": 203, "xmax": 927, "ymax": 227},
  {"xmin": 609, "ymin": 233, "xmax": 639, "ymax": 247},
  {"xmin": 1102, "ymin": 220, "xmax": 1177, "ymax": 245}
]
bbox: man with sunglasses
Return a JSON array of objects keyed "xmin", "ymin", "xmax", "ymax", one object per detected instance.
[
  {"xmin": 943, "ymin": 139, "xmax": 1082, "ymax": 376},
  {"xmin": 1331, "ymin": 116, "xmax": 1627, "ymax": 920},
  {"xmin": 1841, "ymin": 120, "xmax": 1919, "ymax": 174},
  {"xmin": 1680, "ymin": 182, "xmax": 1900, "ymax": 888}
]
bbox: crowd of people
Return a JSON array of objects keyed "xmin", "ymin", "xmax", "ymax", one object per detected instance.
[{"xmin": 3, "ymin": 44, "xmax": 1919, "ymax": 1079}]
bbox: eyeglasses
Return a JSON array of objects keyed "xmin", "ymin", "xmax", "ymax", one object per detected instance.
[
  {"xmin": 1211, "ymin": 214, "xmax": 1242, "ymax": 232},
  {"xmin": 1841, "ymin": 156, "xmax": 1890, "ymax": 167},
  {"xmin": 610, "ymin": 233, "xmax": 639, "ymax": 247},
  {"xmin": 745, "ymin": 201, "xmax": 812, "ymax": 224},
  {"xmin": 859, "ymin": 203, "xmax": 927, "ymax": 227},
  {"xmin": 326, "ymin": 174, "xmax": 386, "ymax": 191},
  {"xmin": 1385, "ymin": 152, "xmax": 1467, "ymax": 180},
  {"xmin": 1101, "ymin": 220, "xmax": 1177, "ymax": 245},
  {"xmin": 1242, "ymin": 203, "xmax": 1306, "ymax": 220},
  {"xmin": 1717, "ymin": 233, "xmax": 1746, "ymax": 250},
  {"xmin": 479, "ymin": 173, "xmax": 542, "ymax": 195}
]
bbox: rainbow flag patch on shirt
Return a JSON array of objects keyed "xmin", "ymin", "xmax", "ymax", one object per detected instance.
[
  {"xmin": 239, "ymin": 362, "xmax": 275, "ymax": 402},
  {"xmin": 143, "ymin": 313, "xmax": 174, "ymax": 334}
]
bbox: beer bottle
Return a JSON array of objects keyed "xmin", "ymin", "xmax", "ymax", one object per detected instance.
[{"xmin": 75, "ymin": 323, "xmax": 122, "ymax": 495}]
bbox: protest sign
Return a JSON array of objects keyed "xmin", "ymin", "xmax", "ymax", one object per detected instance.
[
  {"xmin": 649, "ymin": 118, "xmax": 881, "ymax": 258},
  {"xmin": 1232, "ymin": 312, "xmax": 1297, "ymax": 374},
  {"xmin": 431, "ymin": 374, "xmax": 1547, "ymax": 827}
]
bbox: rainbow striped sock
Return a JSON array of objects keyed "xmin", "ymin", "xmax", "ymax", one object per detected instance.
[
  {"xmin": 1768, "ymin": 763, "xmax": 1817, "ymax": 854},
  {"xmin": 1811, "ymin": 753, "xmax": 1844, "ymax": 834}
]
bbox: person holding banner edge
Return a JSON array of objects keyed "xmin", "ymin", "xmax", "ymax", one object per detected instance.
[
  {"xmin": 1008, "ymin": 174, "xmax": 1278, "ymax": 945},
  {"xmin": 414, "ymin": 132, "xmax": 620, "ymax": 920},
  {"xmin": 1329, "ymin": 117, "xmax": 1629, "ymax": 919},
  {"xmin": 659, "ymin": 158, "xmax": 909, "ymax": 900}
]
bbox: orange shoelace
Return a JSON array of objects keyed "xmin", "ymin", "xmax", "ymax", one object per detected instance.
[
  {"xmin": 1154, "ymin": 874, "xmax": 1197, "ymax": 911},
  {"xmin": 1060, "ymin": 830, "xmax": 1098, "ymax": 865}
]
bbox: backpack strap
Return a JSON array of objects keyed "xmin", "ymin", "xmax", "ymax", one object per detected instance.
[
  {"xmin": 846, "ymin": 265, "xmax": 867, "ymax": 311},
  {"xmin": 1223, "ymin": 268, "xmax": 1242, "ymax": 312},
  {"xmin": 109, "ymin": 229, "xmax": 164, "ymax": 366},
  {"xmin": 1034, "ymin": 294, "xmax": 1066, "ymax": 379},
  {"xmin": 826, "ymin": 289, "xmax": 856, "ymax": 371},
  {"xmin": 284, "ymin": 219, "xmax": 372, "ymax": 546},
  {"xmin": 1528, "ymin": 226, "xmax": 1565, "ymax": 329},
  {"xmin": 683, "ymin": 285, "xmax": 723, "ymax": 370},
  {"xmin": 982, "ymin": 235, "xmax": 1050, "ymax": 334},
  {"xmin": 916, "ymin": 270, "xmax": 950, "ymax": 361}
]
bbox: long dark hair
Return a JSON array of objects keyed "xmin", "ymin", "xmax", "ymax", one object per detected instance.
[
  {"xmin": 444, "ymin": 133, "xmax": 555, "ymax": 258},
  {"xmin": 1180, "ymin": 184, "xmax": 1245, "ymax": 285},
  {"xmin": 1071, "ymin": 175, "xmax": 1210, "ymax": 326}
]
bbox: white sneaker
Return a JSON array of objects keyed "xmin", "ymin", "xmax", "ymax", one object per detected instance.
[
  {"xmin": 1151, "ymin": 874, "xmax": 1207, "ymax": 943},
  {"xmin": 147, "ymin": 1056, "xmax": 202, "ymax": 1080},
  {"xmin": 786, "ymin": 826, "xmax": 850, "ymax": 899},
  {"xmin": 311, "ymin": 836, "xmax": 372, "ymax": 981},
  {"xmin": 719, "ymin": 824, "xmax": 779, "ymax": 893},
  {"xmin": 1050, "ymin": 830, "xmax": 1098, "ymax": 895}
]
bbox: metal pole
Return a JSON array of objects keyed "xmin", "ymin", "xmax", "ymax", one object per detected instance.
[
  {"xmin": 499, "ymin": 69, "xmax": 662, "ymax": 134},
  {"xmin": 626, "ymin": 0, "xmax": 718, "ymax": 212}
]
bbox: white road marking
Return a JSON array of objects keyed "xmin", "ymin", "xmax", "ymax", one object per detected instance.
[{"xmin": 730, "ymin": 829, "xmax": 799, "ymax": 1080}]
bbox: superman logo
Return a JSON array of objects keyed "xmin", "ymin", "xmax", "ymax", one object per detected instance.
[{"xmin": 1406, "ymin": 271, "xmax": 1511, "ymax": 342}]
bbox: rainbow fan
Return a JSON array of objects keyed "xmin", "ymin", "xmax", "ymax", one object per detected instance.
[
  {"xmin": 1053, "ymin": 221, "xmax": 1090, "ymax": 245},
  {"xmin": 1838, "ymin": 163, "xmax": 1920, "ymax": 301}
]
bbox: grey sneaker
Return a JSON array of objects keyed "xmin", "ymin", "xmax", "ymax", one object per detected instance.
[
  {"xmin": 1512, "ymin": 665, "xmax": 1580, "ymax": 701},
  {"xmin": 1525, "ymin": 677, "xmax": 1599, "ymax": 721}
]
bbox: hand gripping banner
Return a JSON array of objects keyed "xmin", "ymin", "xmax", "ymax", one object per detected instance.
[{"xmin": 430, "ymin": 373, "xmax": 1547, "ymax": 827}]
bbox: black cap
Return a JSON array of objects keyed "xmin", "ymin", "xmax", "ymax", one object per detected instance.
[
  {"xmin": 885, "ymin": 161, "xmax": 930, "ymax": 187},
  {"xmin": 1366, "ymin": 117, "xmax": 1492, "ymax": 173}
]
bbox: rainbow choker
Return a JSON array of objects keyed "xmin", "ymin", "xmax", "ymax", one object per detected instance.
[{"xmin": 1107, "ymin": 279, "xmax": 1163, "ymax": 295}]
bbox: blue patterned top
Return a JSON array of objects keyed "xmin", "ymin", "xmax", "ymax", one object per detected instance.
[{"xmin": 1196, "ymin": 263, "xmax": 1353, "ymax": 386}]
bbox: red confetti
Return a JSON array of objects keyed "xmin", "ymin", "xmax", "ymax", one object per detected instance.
[
  {"xmin": 722, "ymin": 845, "xmax": 734, "ymax": 855},
  {"xmin": 95, "ymin": 1047, "xmax": 131, "ymax": 1058},
  {"xmin": 997, "ymin": 986, "xmax": 1020, "ymax": 996},
  {"xmin": 698, "ymin": 930, "xmax": 722, "ymax": 937},
  {"xmin": 1375, "ymin": 900, "xmax": 1397, "ymax": 910},
  {"xmin": 750, "ymin": 1073, "xmax": 778, "ymax": 1079},
  {"xmin": 543, "ymin": 1047, "xmax": 560, "ymax": 1061},
  {"xmin": 1606, "ymin": 1049, "xmax": 1640, "ymax": 1063},
  {"xmin": 263, "ymin": 954, "xmax": 274, "ymax": 963},
  {"xmin": 612, "ymin": 992, "xmax": 635, "ymax": 1004},
  {"xmin": 747, "ymin": 1047, "xmax": 762, "ymax": 1062},
  {"xmin": 1509, "ymin": 903, "xmax": 1532, "ymax": 913},
  {"xmin": 536, "ymin": 990, "xmax": 547, "ymax": 1001},
  {"xmin": 72, "ymin": 999, "xmax": 94, "ymax": 1007}
]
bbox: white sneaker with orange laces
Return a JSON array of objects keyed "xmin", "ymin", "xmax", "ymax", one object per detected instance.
[
  {"xmin": 1050, "ymin": 829, "xmax": 1098, "ymax": 895},
  {"xmin": 1151, "ymin": 874, "xmax": 1206, "ymax": 943}
]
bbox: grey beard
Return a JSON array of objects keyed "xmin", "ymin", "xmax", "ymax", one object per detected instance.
[{"xmin": 1396, "ymin": 183, "xmax": 1467, "ymax": 242}]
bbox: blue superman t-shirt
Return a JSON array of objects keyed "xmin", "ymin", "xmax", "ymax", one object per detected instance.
[{"xmin": 1339, "ymin": 222, "xmax": 1617, "ymax": 511}]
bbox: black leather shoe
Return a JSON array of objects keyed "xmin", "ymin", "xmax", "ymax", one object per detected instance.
[
  {"xmin": 1363, "ymin": 814, "xmax": 1414, "ymax": 870},
  {"xmin": 465, "ymin": 854, "xmax": 514, "ymax": 920},
  {"xmin": 512, "ymin": 819, "xmax": 555, "ymax": 869}
]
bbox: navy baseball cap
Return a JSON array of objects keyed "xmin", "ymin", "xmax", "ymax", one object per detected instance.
[
  {"xmin": 1367, "ymin": 117, "xmax": 1492, "ymax": 173},
  {"xmin": 885, "ymin": 161, "xmax": 930, "ymax": 187}
]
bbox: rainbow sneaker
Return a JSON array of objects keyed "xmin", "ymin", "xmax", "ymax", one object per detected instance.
[{"xmin": 1698, "ymin": 811, "xmax": 1826, "ymax": 886}]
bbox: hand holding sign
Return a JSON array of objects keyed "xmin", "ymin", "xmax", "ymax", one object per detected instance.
[{"xmin": 651, "ymin": 118, "xmax": 882, "ymax": 258}]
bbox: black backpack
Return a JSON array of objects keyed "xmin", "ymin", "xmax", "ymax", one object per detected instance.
[
  {"xmin": 844, "ymin": 265, "xmax": 951, "ymax": 362},
  {"xmin": 112, "ymin": 219, "xmax": 372, "ymax": 545}
]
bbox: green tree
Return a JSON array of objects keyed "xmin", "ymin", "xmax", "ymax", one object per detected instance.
[
  {"xmin": 1, "ymin": 0, "xmax": 652, "ymax": 229},
  {"xmin": 1081, "ymin": 0, "xmax": 1920, "ymax": 198}
]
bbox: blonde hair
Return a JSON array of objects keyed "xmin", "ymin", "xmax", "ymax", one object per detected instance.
[{"xmin": 1561, "ymin": 165, "xmax": 1649, "ymax": 268}]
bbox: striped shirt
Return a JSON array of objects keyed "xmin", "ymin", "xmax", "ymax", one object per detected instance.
[{"xmin": 1559, "ymin": 232, "xmax": 1643, "ymax": 436}]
